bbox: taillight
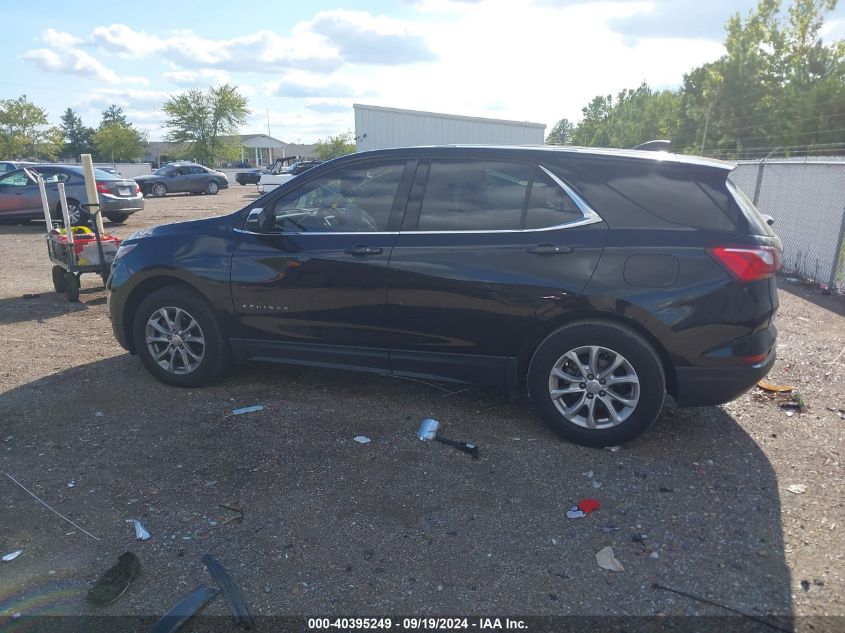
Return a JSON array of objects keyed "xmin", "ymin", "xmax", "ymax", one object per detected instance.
[
  {"xmin": 707, "ymin": 246, "xmax": 782, "ymax": 282},
  {"xmin": 133, "ymin": 183, "xmax": 140, "ymax": 194},
  {"xmin": 96, "ymin": 182, "xmax": 110, "ymax": 194}
]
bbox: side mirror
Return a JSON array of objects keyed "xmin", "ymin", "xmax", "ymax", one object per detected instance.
[{"xmin": 246, "ymin": 207, "xmax": 270, "ymax": 232}]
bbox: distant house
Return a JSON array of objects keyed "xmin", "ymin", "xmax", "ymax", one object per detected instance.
[{"xmin": 144, "ymin": 134, "xmax": 316, "ymax": 167}]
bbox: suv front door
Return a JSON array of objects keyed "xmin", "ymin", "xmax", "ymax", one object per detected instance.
[
  {"xmin": 229, "ymin": 157, "xmax": 414, "ymax": 372},
  {"xmin": 386, "ymin": 157, "xmax": 607, "ymax": 387}
]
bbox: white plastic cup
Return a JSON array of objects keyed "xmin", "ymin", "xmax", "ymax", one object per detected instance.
[{"xmin": 417, "ymin": 418, "xmax": 440, "ymax": 441}]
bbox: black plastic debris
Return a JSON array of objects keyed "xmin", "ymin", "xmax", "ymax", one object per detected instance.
[
  {"xmin": 148, "ymin": 584, "xmax": 219, "ymax": 633},
  {"xmin": 202, "ymin": 553, "xmax": 255, "ymax": 630},
  {"xmin": 87, "ymin": 552, "xmax": 140, "ymax": 606}
]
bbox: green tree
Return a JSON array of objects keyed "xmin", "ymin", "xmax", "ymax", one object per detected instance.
[
  {"xmin": 546, "ymin": 118, "xmax": 574, "ymax": 145},
  {"xmin": 59, "ymin": 108, "xmax": 95, "ymax": 160},
  {"xmin": 313, "ymin": 131, "xmax": 356, "ymax": 160},
  {"xmin": 93, "ymin": 123, "xmax": 146, "ymax": 162},
  {"xmin": 0, "ymin": 94, "xmax": 62, "ymax": 159},
  {"xmin": 101, "ymin": 104, "xmax": 128, "ymax": 127},
  {"xmin": 162, "ymin": 84, "xmax": 250, "ymax": 166}
]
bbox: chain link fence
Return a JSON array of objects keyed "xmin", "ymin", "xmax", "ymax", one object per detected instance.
[{"xmin": 729, "ymin": 157, "xmax": 845, "ymax": 290}]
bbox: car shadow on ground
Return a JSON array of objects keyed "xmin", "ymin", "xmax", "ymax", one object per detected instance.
[
  {"xmin": 0, "ymin": 354, "xmax": 795, "ymax": 627},
  {"xmin": 778, "ymin": 277, "xmax": 845, "ymax": 317}
]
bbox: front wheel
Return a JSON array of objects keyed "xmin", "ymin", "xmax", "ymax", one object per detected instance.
[
  {"xmin": 132, "ymin": 286, "xmax": 230, "ymax": 387},
  {"xmin": 205, "ymin": 181, "xmax": 219, "ymax": 195},
  {"xmin": 528, "ymin": 321, "xmax": 665, "ymax": 447},
  {"xmin": 151, "ymin": 183, "xmax": 167, "ymax": 198}
]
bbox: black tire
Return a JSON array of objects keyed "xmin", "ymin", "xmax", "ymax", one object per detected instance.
[
  {"xmin": 132, "ymin": 286, "xmax": 230, "ymax": 387},
  {"xmin": 53, "ymin": 199, "xmax": 84, "ymax": 226},
  {"xmin": 205, "ymin": 180, "xmax": 219, "ymax": 195},
  {"xmin": 64, "ymin": 272, "xmax": 79, "ymax": 302},
  {"xmin": 528, "ymin": 320, "xmax": 665, "ymax": 447},
  {"xmin": 151, "ymin": 183, "xmax": 167, "ymax": 198},
  {"xmin": 106, "ymin": 213, "xmax": 129, "ymax": 224},
  {"xmin": 52, "ymin": 266, "xmax": 66, "ymax": 293}
]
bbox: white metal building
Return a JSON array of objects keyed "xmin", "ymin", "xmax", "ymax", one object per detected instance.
[{"xmin": 353, "ymin": 104, "xmax": 546, "ymax": 152}]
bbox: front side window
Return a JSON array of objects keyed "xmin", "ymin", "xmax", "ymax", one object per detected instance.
[
  {"xmin": 265, "ymin": 160, "xmax": 405, "ymax": 233},
  {"xmin": 0, "ymin": 170, "xmax": 32, "ymax": 187},
  {"xmin": 34, "ymin": 169, "xmax": 70, "ymax": 184}
]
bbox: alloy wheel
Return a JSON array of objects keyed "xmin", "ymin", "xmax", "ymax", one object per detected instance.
[
  {"xmin": 145, "ymin": 306, "xmax": 205, "ymax": 375},
  {"xmin": 548, "ymin": 345, "xmax": 640, "ymax": 429}
]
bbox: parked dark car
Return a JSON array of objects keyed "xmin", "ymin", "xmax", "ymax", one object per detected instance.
[
  {"xmin": 134, "ymin": 162, "xmax": 229, "ymax": 197},
  {"xmin": 108, "ymin": 146, "xmax": 781, "ymax": 447},
  {"xmin": 0, "ymin": 164, "xmax": 144, "ymax": 224},
  {"xmin": 235, "ymin": 167, "xmax": 262, "ymax": 185}
]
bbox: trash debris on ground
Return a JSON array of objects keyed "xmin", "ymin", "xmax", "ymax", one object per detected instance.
[
  {"xmin": 231, "ymin": 405, "xmax": 264, "ymax": 415},
  {"xmin": 659, "ymin": 486, "xmax": 674, "ymax": 493},
  {"xmin": 604, "ymin": 446, "xmax": 621, "ymax": 452},
  {"xmin": 650, "ymin": 551, "xmax": 659, "ymax": 559},
  {"xmin": 21, "ymin": 293, "xmax": 40, "ymax": 299},
  {"xmin": 595, "ymin": 546, "xmax": 624, "ymax": 572},
  {"xmin": 757, "ymin": 380, "xmax": 794, "ymax": 393},
  {"xmin": 787, "ymin": 484, "xmax": 807, "ymax": 494},
  {"xmin": 5, "ymin": 473, "xmax": 101, "ymax": 541},
  {"xmin": 566, "ymin": 498, "xmax": 601, "ymax": 519},
  {"xmin": 417, "ymin": 419, "xmax": 479, "ymax": 458},
  {"xmin": 202, "ymin": 554, "xmax": 255, "ymax": 630},
  {"xmin": 126, "ymin": 519, "xmax": 151, "ymax": 540},
  {"xmin": 67, "ymin": 480, "xmax": 75, "ymax": 488},
  {"xmin": 219, "ymin": 503, "xmax": 244, "ymax": 525},
  {"xmin": 2, "ymin": 550, "xmax": 22, "ymax": 562},
  {"xmin": 652, "ymin": 583, "xmax": 792, "ymax": 633},
  {"xmin": 417, "ymin": 418, "xmax": 440, "ymax": 441},
  {"xmin": 148, "ymin": 584, "xmax": 219, "ymax": 633},
  {"xmin": 825, "ymin": 406, "xmax": 845, "ymax": 419},
  {"xmin": 353, "ymin": 435, "xmax": 371, "ymax": 444},
  {"xmin": 87, "ymin": 552, "xmax": 140, "ymax": 606}
]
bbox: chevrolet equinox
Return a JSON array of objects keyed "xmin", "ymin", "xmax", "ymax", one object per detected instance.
[{"xmin": 108, "ymin": 146, "xmax": 781, "ymax": 446}]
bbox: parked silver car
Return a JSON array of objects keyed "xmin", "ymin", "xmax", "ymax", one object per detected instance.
[{"xmin": 0, "ymin": 165, "xmax": 144, "ymax": 224}]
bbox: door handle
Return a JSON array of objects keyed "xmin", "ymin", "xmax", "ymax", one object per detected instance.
[
  {"xmin": 345, "ymin": 244, "xmax": 383, "ymax": 256},
  {"xmin": 527, "ymin": 243, "xmax": 573, "ymax": 255}
]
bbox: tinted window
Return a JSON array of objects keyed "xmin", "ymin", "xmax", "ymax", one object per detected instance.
[
  {"xmin": 267, "ymin": 160, "xmax": 405, "ymax": 233},
  {"xmin": 34, "ymin": 168, "xmax": 71, "ymax": 184},
  {"xmin": 190, "ymin": 166, "xmax": 206, "ymax": 174},
  {"xmin": 524, "ymin": 169, "xmax": 583, "ymax": 229},
  {"xmin": 417, "ymin": 161, "xmax": 532, "ymax": 231}
]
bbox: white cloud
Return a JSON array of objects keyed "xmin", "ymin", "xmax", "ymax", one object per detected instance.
[
  {"xmin": 42, "ymin": 28, "xmax": 83, "ymax": 48},
  {"xmin": 21, "ymin": 47, "xmax": 122, "ymax": 83},
  {"xmin": 91, "ymin": 24, "xmax": 166, "ymax": 57},
  {"xmin": 74, "ymin": 88, "xmax": 170, "ymax": 109},
  {"xmin": 164, "ymin": 68, "xmax": 232, "ymax": 87},
  {"xmin": 264, "ymin": 75, "xmax": 365, "ymax": 99}
]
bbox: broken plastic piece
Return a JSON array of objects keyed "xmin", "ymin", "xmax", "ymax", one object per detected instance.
[
  {"xmin": 353, "ymin": 436, "xmax": 371, "ymax": 444},
  {"xmin": 2, "ymin": 550, "xmax": 22, "ymax": 562},
  {"xmin": 202, "ymin": 554, "xmax": 255, "ymax": 630},
  {"xmin": 787, "ymin": 484, "xmax": 806, "ymax": 494},
  {"xmin": 595, "ymin": 546, "xmax": 624, "ymax": 572},
  {"xmin": 757, "ymin": 380, "xmax": 794, "ymax": 393},
  {"xmin": 87, "ymin": 552, "xmax": 140, "ymax": 606},
  {"xmin": 566, "ymin": 498, "xmax": 601, "ymax": 519},
  {"xmin": 435, "ymin": 436, "xmax": 480, "ymax": 459},
  {"xmin": 148, "ymin": 584, "xmax": 219, "ymax": 633},
  {"xmin": 232, "ymin": 405, "xmax": 264, "ymax": 415},
  {"xmin": 126, "ymin": 519, "xmax": 151, "ymax": 540}
]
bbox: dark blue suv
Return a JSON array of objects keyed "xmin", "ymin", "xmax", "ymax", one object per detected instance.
[{"xmin": 107, "ymin": 146, "xmax": 781, "ymax": 446}]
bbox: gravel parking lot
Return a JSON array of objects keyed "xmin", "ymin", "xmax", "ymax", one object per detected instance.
[{"xmin": 0, "ymin": 185, "xmax": 843, "ymax": 630}]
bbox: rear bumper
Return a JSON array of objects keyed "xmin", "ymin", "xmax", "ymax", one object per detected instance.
[
  {"xmin": 674, "ymin": 348, "xmax": 776, "ymax": 406},
  {"xmin": 102, "ymin": 196, "xmax": 144, "ymax": 214}
]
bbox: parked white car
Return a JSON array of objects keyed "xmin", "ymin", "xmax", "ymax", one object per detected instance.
[{"xmin": 257, "ymin": 159, "xmax": 323, "ymax": 193}]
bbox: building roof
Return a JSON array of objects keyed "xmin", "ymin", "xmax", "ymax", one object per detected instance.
[{"xmin": 353, "ymin": 103, "xmax": 546, "ymax": 130}]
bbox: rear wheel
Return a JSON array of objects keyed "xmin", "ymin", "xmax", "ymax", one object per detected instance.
[
  {"xmin": 53, "ymin": 199, "xmax": 84, "ymax": 225},
  {"xmin": 132, "ymin": 286, "xmax": 229, "ymax": 387},
  {"xmin": 528, "ymin": 320, "xmax": 665, "ymax": 447},
  {"xmin": 51, "ymin": 266, "xmax": 66, "ymax": 293},
  {"xmin": 106, "ymin": 213, "xmax": 129, "ymax": 224}
]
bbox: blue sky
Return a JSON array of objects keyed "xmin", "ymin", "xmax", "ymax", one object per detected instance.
[{"xmin": 5, "ymin": 0, "xmax": 844, "ymax": 142}]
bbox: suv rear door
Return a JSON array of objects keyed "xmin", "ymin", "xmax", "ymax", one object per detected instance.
[
  {"xmin": 229, "ymin": 157, "xmax": 415, "ymax": 372},
  {"xmin": 386, "ymin": 156, "xmax": 607, "ymax": 387}
]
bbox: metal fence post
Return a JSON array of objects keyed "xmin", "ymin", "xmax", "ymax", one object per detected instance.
[
  {"xmin": 831, "ymin": 205, "xmax": 845, "ymax": 290},
  {"xmin": 752, "ymin": 160, "xmax": 766, "ymax": 206}
]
